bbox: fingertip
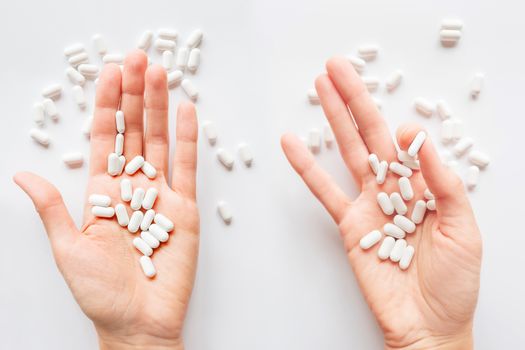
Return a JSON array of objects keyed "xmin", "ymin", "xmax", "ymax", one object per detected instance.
[
  {"xmin": 176, "ymin": 102, "xmax": 198, "ymax": 141},
  {"xmin": 325, "ymin": 55, "xmax": 348, "ymax": 74},
  {"xmin": 124, "ymin": 50, "xmax": 148, "ymax": 72},
  {"xmin": 280, "ymin": 133, "xmax": 301, "ymax": 152},
  {"xmin": 145, "ymin": 64, "xmax": 167, "ymax": 88}
]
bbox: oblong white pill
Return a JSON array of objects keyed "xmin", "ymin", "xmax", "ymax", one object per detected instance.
[
  {"xmin": 218, "ymin": 201, "xmax": 233, "ymax": 224},
  {"xmin": 29, "ymin": 128, "xmax": 50, "ymax": 146},
  {"xmin": 181, "ymin": 79, "xmax": 198, "ymax": 101},
  {"xmin": 137, "ymin": 30, "xmax": 153, "ymax": 50},
  {"xmin": 130, "ymin": 188, "xmax": 145, "ymax": 211},
  {"xmin": 133, "ymin": 237, "xmax": 152, "ymax": 256},
  {"xmin": 115, "ymin": 110, "xmax": 125, "ymax": 133},
  {"xmin": 92, "ymin": 206, "xmax": 114, "ymax": 218},
  {"xmin": 125, "ymin": 155, "xmax": 145, "ymax": 175},
  {"xmin": 390, "ymin": 239, "xmax": 407, "ymax": 262},
  {"xmin": 357, "ymin": 45, "xmax": 379, "ymax": 61},
  {"xmin": 397, "ymin": 151, "xmax": 414, "ymax": 163},
  {"xmin": 426, "ymin": 200, "xmax": 436, "ymax": 211},
  {"xmin": 72, "ymin": 85, "xmax": 86, "ymax": 109},
  {"xmin": 359, "ymin": 230, "xmax": 382, "ymax": 250},
  {"xmin": 128, "ymin": 211, "xmax": 144, "ymax": 233},
  {"xmin": 78, "ymin": 64, "xmax": 99, "ymax": 78},
  {"xmin": 466, "ymin": 166, "xmax": 480, "ymax": 190},
  {"xmin": 441, "ymin": 19, "xmax": 463, "ymax": 30},
  {"xmin": 141, "ymin": 230, "xmax": 160, "ymax": 249},
  {"xmin": 323, "ymin": 125, "xmax": 335, "ymax": 148},
  {"xmin": 441, "ymin": 119, "xmax": 454, "ymax": 144},
  {"xmin": 411, "ymin": 200, "xmax": 427, "ymax": 224},
  {"xmin": 162, "ymin": 50, "xmax": 173, "ymax": 70},
  {"xmin": 64, "ymin": 43, "xmax": 85, "ymax": 57},
  {"xmin": 158, "ymin": 28, "xmax": 178, "ymax": 40},
  {"xmin": 468, "ymin": 150, "xmax": 490, "ymax": 168},
  {"xmin": 202, "ymin": 121, "xmax": 218, "ymax": 145},
  {"xmin": 115, "ymin": 203, "xmax": 130, "ymax": 226},
  {"xmin": 307, "ymin": 88, "xmax": 320, "ymax": 104},
  {"xmin": 139, "ymin": 256, "xmax": 156, "ymax": 277},
  {"xmin": 61, "ymin": 152, "xmax": 82, "ymax": 168},
  {"xmin": 187, "ymin": 48, "xmax": 201, "ymax": 72},
  {"xmin": 390, "ymin": 192, "xmax": 407, "ymax": 215},
  {"xmin": 436, "ymin": 100, "xmax": 451, "ymax": 120},
  {"xmin": 451, "ymin": 119, "xmax": 464, "ymax": 142},
  {"xmin": 68, "ymin": 52, "xmax": 89, "ymax": 67},
  {"xmin": 376, "ymin": 160, "xmax": 388, "ymax": 184},
  {"xmin": 403, "ymin": 160, "xmax": 420, "ymax": 170},
  {"xmin": 399, "ymin": 245, "xmax": 415, "ymax": 270},
  {"xmin": 378, "ymin": 236, "xmax": 396, "ymax": 260},
  {"xmin": 66, "ymin": 67, "xmax": 86, "ymax": 86},
  {"xmin": 399, "ymin": 177, "xmax": 414, "ymax": 200},
  {"xmin": 217, "ymin": 148, "xmax": 234, "ymax": 170},
  {"xmin": 470, "ymin": 73, "xmax": 484, "ymax": 99},
  {"xmin": 43, "ymin": 98, "xmax": 58, "ymax": 121},
  {"xmin": 88, "ymin": 194, "xmax": 111, "ymax": 207},
  {"xmin": 186, "ymin": 29, "xmax": 203, "ymax": 48},
  {"xmin": 149, "ymin": 224, "xmax": 169, "ymax": 242},
  {"xmin": 107, "ymin": 153, "xmax": 120, "ymax": 176},
  {"xmin": 42, "ymin": 84, "xmax": 62, "ymax": 99},
  {"xmin": 118, "ymin": 155, "xmax": 126, "ymax": 175},
  {"xmin": 154, "ymin": 38, "xmax": 176, "ymax": 52},
  {"xmin": 394, "ymin": 215, "xmax": 416, "ymax": 234},
  {"xmin": 140, "ymin": 209, "xmax": 156, "ymax": 231},
  {"xmin": 102, "ymin": 53, "xmax": 124, "ymax": 64},
  {"xmin": 92, "ymin": 34, "xmax": 108, "ymax": 56},
  {"xmin": 414, "ymin": 98, "xmax": 433, "ymax": 117},
  {"xmin": 238, "ymin": 143, "xmax": 253, "ymax": 167},
  {"xmin": 386, "ymin": 70, "xmax": 403, "ymax": 92},
  {"xmin": 389, "ymin": 162, "xmax": 413, "ymax": 177},
  {"xmin": 120, "ymin": 179, "xmax": 132, "ymax": 202},
  {"xmin": 115, "ymin": 133, "xmax": 124, "ymax": 156},
  {"xmin": 377, "ymin": 192, "xmax": 394, "ymax": 215},
  {"xmin": 347, "ymin": 56, "xmax": 366, "ymax": 73},
  {"xmin": 408, "ymin": 131, "xmax": 426, "ymax": 157},
  {"xmin": 440, "ymin": 29, "xmax": 462, "ymax": 43},
  {"xmin": 308, "ymin": 128, "xmax": 321, "ymax": 154},
  {"xmin": 424, "ymin": 188, "xmax": 434, "ymax": 200},
  {"xmin": 454, "ymin": 137, "xmax": 474, "ymax": 157},
  {"xmin": 167, "ymin": 70, "xmax": 184, "ymax": 88},
  {"xmin": 176, "ymin": 47, "xmax": 189, "ymax": 69},
  {"xmin": 142, "ymin": 188, "xmax": 158, "ymax": 210},
  {"xmin": 154, "ymin": 213, "xmax": 174, "ymax": 232},
  {"xmin": 362, "ymin": 77, "xmax": 379, "ymax": 92},
  {"xmin": 33, "ymin": 102, "xmax": 45, "ymax": 126},
  {"xmin": 141, "ymin": 161, "xmax": 157, "ymax": 179},
  {"xmin": 384, "ymin": 223, "xmax": 405, "ymax": 239}
]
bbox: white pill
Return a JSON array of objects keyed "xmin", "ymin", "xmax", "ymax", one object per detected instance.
[
  {"xmin": 186, "ymin": 29, "xmax": 203, "ymax": 48},
  {"xmin": 167, "ymin": 70, "xmax": 184, "ymax": 88},
  {"xmin": 42, "ymin": 98, "xmax": 58, "ymax": 121},
  {"xmin": 202, "ymin": 121, "xmax": 218, "ymax": 145},
  {"xmin": 390, "ymin": 192, "xmax": 407, "ymax": 215},
  {"xmin": 91, "ymin": 206, "xmax": 115, "ymax": 218},
  {"xmin": 440, "ymin": 29, "xmax": 462, "ymax": 43},
  {"xmin": 307, "ymin": 88, "xmax": 320, "ymax": 104},
  {"xmin": 378, "ymin": 236, "xmax": 396, "ymax": 260},
  {"xmin": 399, "ymin": 245, "xmax": 415, "ymax": 270},
  {"xmin": 107, "ymin": 153, "xmax": 121, "ymax": 176},
  {"xmin": 89, "ymin": 194, "xmax": 111, "ymax": 207},
  {"xmin": 377, "ymin": 192, "xmax": 394, "ymax": 215},
  {"xmin": 468, "ymin": 150, "xmax": 490, "ymax": 168},
  {"xmin": 62, "ymin": 152, "xmax": 83, "ymax": 167},
  {"xmin": 141, "ymin": 161, "xmax": 157, "ymax": 179},
  {"xmin": 394, "ymin": 215, "xmax": 416, "ymax": 234},
  {"xmin": 359, "ymin": 230, "xmax": 382, "ymax": 250},
  {"xmin": 308, "ymin": 128, "xmax": 321, "ymax": 154},
  {"xmin": 176, "ymin": 47, "xmax": 189, "ymax": 69},
  {"xmin": 470, "ymin": 73, "xmax": 484, "ymax": 99},
  {"xmin": 454, "ymin": 137, "xmax": 474, "ymax": 157},
  {"xmin": 181, "ymin": 79, "xmax": 198, "ymax": 101},
  {"xmin": 63, "ymin": 43, "xmax": 85, "ymax": 57},
  {"xmin": 451, "ymin": 119, "xmax": 464, "ymax": 142},
  {"xmin": 441, "ymin": 119, "xmax": 454, "ymax": 144},
  {"xmin": 238, "ymin": 143, "xmax": 253, "ymax": 167},
  {"xmin": 386, "ymin": 70, "xmax": 403, "ymax": 92},
  {"xmin": 376, "ymin": 160, "xmax": 388, "ymax": 184},
  {"xmin": 141, "ymin": 230, "xmax": 160, "ymax": 249},
  {"xmin": 29, "ymin": 128, "xmax": 50, "ymax": 146},
  {"xmin": 125, "ymin": 155, "xmax": 145, "ymax": 175},
  {"xmin": 218, "ymin": 201, "xmax": 233, "ymax": 224},
  {"xmin": 141, "ymin": 209, "xmax": 156, "ymax": 231},
  {"xmin": 187, "ymin": 48, "xmax": 201, "ymax": 72},
  {"xmin": 390, "ymin": 238, "xmax": 407, "ymax": 262},
  {"xmin": 362, "ymin": 77, "xmax": 379, "ymax": 92},
  {"xmin": 414, "ymin": 98, "xmax": 433, "ymax": 117},
  {"xmin": 42, "ymin": 84, "xmax": 62, "ymax": 99},
  {"xmin": 68, "ymin": 52, "xmax": 89, "ymax": 67},
  {"xmin": 323, "ymin": 125, "xmax": 335, "ymax": 148},
  {"xmin": 424, "ymin": 188, "xmax": 434, "ymax": 200},
  {"xmin": 348, "ymin": 56, "xmax": 366, "ymax": 73},
  {"xmin": 403, "ymin": 160, "xmax": 420, "ymax": 170},
  {"xmin": 399, "ymin": 177, "xmax": 414, "ymax": 200},
  {"xmin": 102, "ymin": 53, "xmax": 124, "ymax": 64},
  {"xmin": 149, "ymin": 224, "xmax": 169, "ymax": 242},
  {"xmin": 408, "ymin": 131, "xmax": 426, "ymax": 157},
  {"xmin": 466, "ymin": 166, "xmax": 480, "ymax": 190},
  {"xmin": 137, "ymin": 30, "xmax": 153, "ymax": 50},
  {"xmin": 217, "ymin": 148, "xmax": 234, "ymax": 169},
  {"xmin": 111, "ymin": 134, "xmax": 123, "ymax": 156},
  {"xmin": 436, "ymin": 100, "xmax": 451, "ymax": 120},
  {"xmin": 154, "ymin": 38, "xmax": 176, "ymax": 52},
  {"xmin": 78, "ymin": 64, "xmax": 99, "ymax": 78},
  {"xmin": 397, "ymin": 151, "xmax": 414, "ymax": 163},
  {"xmin": 115, "ymin": 203, "xmax": 130, "ymax": 226},
  {"xmin": 384, "ymin": 223, "xmax": 405, "ymax": 239},
  {"xmin": 373, "ymin": 97, "xmax": 382, "ymax": 109},
  {"xmin": 162, "ymin": 50, "xmax": 173, "ymax": 70},
  {"xmin": 118, "ymin": 155, "xmax": 126, "ymax": 175},
  {"xmin": 142, "ymin": 188, "xmax": 158, "ymax": 210},
  {"xmin": 72, "ymin": 85, "xmax": 86, "ymax": 109},
  {"xmin": 33, "ymin": 103, "xmax": 45, "ymax": 126},
  {"xmin": 426, "ymin": 200, "xmax": 436, "ymax": 211},
  {"xmin": 133, "ymin": 237, "xmax": 152, "ymax": 256},
  {"xmin": 411, "ymin": 200, "xmax": 427, "ymax": 224},
  {"xmin": 120, "ymin": 179, "xmax": 133, "ymax": 202},
  {"xmin": 128, "ymin": 211, "xmax": 144, "ymax": 233},
  {"xmin": 130, "ymin": 188, "xmax": 145, "ymax": 211},
  {"xmin": 441, "ymin": 18, "xmax": 463, "ymax": 30},
  {"xmin": 158, "ymin": 28, "xmax": 178, "ymax": 40},
  {"xmin": 92, "ymin": 34, "xmax": 108, "ymax": 56},
  {"xmin": 115, "ymin": 110, "xmax": 125, "ymax": 133},
  {"xmin": 389, "ymin": 162, "xmax": 413, "ymax": 178},
  {"xmin": 66, "ymin": 67, "xmax": 86, "ymax": 86},
  {"xmin": 357, "ymin": 45, "xmax": 379, "ymax": 61},
  {"xmin": 139, "ymin": 256, "xmax": 156, "ymax": 278},
  {"xmin": 154, "ymin": 213, "xmax": 174, "ymax": 232}
]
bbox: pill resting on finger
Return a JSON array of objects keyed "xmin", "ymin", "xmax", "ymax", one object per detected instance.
[
  {"xmin": 154, "ymin": 213, "xmax": 174, "ymax": 232},
  {"xmin": 368, "ymin": 154, "xmax": 379, "ymax": 174},
  {"xmin": 389, "ymin": 239, "xmax": 407, "ymax": 262},
  {"xmin": 149, "ymin": 224, "xmax": 169, "ymax": 242},
  {"xmin": 390, "ymin": 192, "xmax": 407, "ymax": 215},
  {"xmin": 384, "ymin": 223, "xmax": 405, "ymax": 239},
  {"xmin": 141, "ymin": 230, "xmax": 160, "ymax": 249},
  {"xmin": 399, "ymin": 245, "xmax": 415, "ymax": 270},
  {"xmin": 377, "ymin": 192, "xmax": 394, "ymax": 215},
  {"xmin": 89, "ymin": 194, "xmax": 111, "ymax": 207},
  {"xmin": 92, "ymin": 206, "xmax": 115, "ymax": 218},
  {"xmin": 115, "ymin": 203, "xmax": 130, "ymax": 226},
  {"xmin": 393, "ymin": 215, "xmax": 416, "ymax": 233},
  {"xmin": 389, "ymin": 162, "xmax": 413, "ymax": 177},
  {"xmin": 139, "ymin": 256, "xmax": 156, "ymax": 278},
  {"xmin": 378, "ymin": 236, "xmax": 396, "ymax": 260},
  {"xmin": 107, "ymin": 153, "xmax": 121, "ymax": 176},
  {"xmin": 399, "ymin": 177, "xmax": 414, "ymax": 200},
  {"xmin": 360, "ymin": 230, "xmax": 382, "ymax": 250},
  {"xmin": 142, "ymin": 188, "xmax": 158, "ymax": 210},
  {"xmin": 130, "ymin": 188, "xmax": 145, "ymax": 211},
  {"xmin": 140, "ymin": 209, "xmax": 156, "ymax": 231},
  {"xmin": 426, "ymin": 200, "xmax": 436, "ymax": 211},
  {"xmin": 128, "ymin": 211, "xmax": 144, "ymax": 233},
  {"xmin": 407, "ymin": 131, "xmax": 426, "ymax": 157},
  {"xmin": 411, "ymin": 200, "xmax": 427, "ymax": 224},
  {"xmin": 120, "ymin": 179, "xmax": 132, "ymax": 202},
  {"xmin": 115, "ymin": 110, "xmax": 125, "ymax": 133},
  {"xmin": 376, "ymin": 160, "xmax": 388, "ymax": 184},
  {"xmin": 133, "ymin": 237, "xmax": 153, "ymax": 256},
  {"xmin": 141, "ymin": 161, "xmax": 157, "ymax": 179},
  {"xmin": 125, "ymin": 155, "xmax": 145, "ymax": 175}
]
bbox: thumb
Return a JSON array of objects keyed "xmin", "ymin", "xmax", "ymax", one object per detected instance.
[{"xmin": 14, "ymin": 171, "xmax": 78, "ymax": 253}]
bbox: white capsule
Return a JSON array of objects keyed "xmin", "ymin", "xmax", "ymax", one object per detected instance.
[
  {"xmin": 362, "ymin": 77, "xmax": 379, "ymax": 92},
  {"xmin": 111, "ymin": 133, "xmax": 123, "ymax": 156},
  {"xmin": 399, "ymin": 245, "xmax": 415, "ymax": 270},
  {"xmin": 384, "ymin": 223, "xmax": 405, "ymax": 239},
  {"xmin": 373, "ymin": 97, "xmax": 382, "ymax": 110},
  {"xmin": 133, "ymin": 237, "xmax": 152, "ymax": 256},
  {"xmin": 390, "ymin": 192, "xmax": 408, "ymax": 215},
  {"xmin": 154, "ymin": 213, "xmax": 174, "ymax": 232},
  {"xmin": 68, "ymin": 52, "xmax": 89, "ymax": 67},
  {"xmin": 377, "ymin": 192, "xmax": 394, "ymax": 215},
  {"xmin": 72, "ymin": 85, "xmax": 86, "ymax": 109},
  {"xmin": 308, "ymin": 128, "xmax": 321, "ymax": 154},
  {"xmin": 307, "ymin": 88, "xmax": 320, "ymax": 104},
  {"xmin": 359, "ymin": 230, "xmax": 382, "ymax": 250},
  {"xmin": 115, "ymin": 203, "xmax": 130, "ymax": 227},
  {"xmin": 454, "ymin": 137, "xmax": 474, "ymax": 157},
  {"xmin": 141, "ymin": 230, "xmax": 160, "ymax": 249},
  {"xmin": 217, "ymin": 148, "xmax": 234, "ymax": 170},
  {"xmin": 89, "ymin": 194, "xmax": 111, "ymax": 207},
  {"xmin": 115, "ymin": 110, "xmax": 125, "ymax": 133},
  {"xmin": 142, "ymin": 188, "xmax": 158, "ymax": 210},
  {"xmin": 397, "ymin": 151, "xmax": 414, "ymax": 163},
  {"xmin": 141, "ymin": 209, "xmax": 156, "ymax": 231},
  {"xmin": 347, "ymin": 56, "xmax": 366, "ymax": 73},
  {"xmin": 238, "ymin": 143, "xmax": 254, "ymax": 167},
  {"xmin": 118, "ymin": 155, "xmax": 126, "ymax": 175},
  {"xmin": 390, "ymin": 239, "xmax": 407, "ymax": 262},
  {"xmin": 130, "ymin": 188, "xmax": 145, "ymax": 211},
  {"xmin": 107, "ymin": 153, "xmax": 121, "ymax": 176},
  {"xmin": 137, "ymin": 30, "xmax": 153, "ymax": 51},
  {"xmin": 102, "ymin": 53, "xmax": 124, "ymax": 64},
  {"xmin": 91, "ymin": 206, "xmax": 115, "ymax": 218},
  {"xmin": 181, "ymin": 79, "xmax": 198, "ymax": 101},
  {"xmin": 176, "ymin": 47, "xmax": 189, "ymax": 69},
  {"xmin": 368, "ymin": 154, "xmax": 379, "ymax": 174},
  {"xmin": 323, "ymin": 125, "xmax": 335, "ymax": 148},
  {"xmin": 78, "ymin": 64, "xmax": 99, "ymax": 78},
  {"xmin": 424, "ymin": 189, "xmax": 435, "ymax": 200},
  {"xmin": 202, "ymin": 121, "xmax": 218, "ymax": 145},
  {"xmin": 378, "ymin": 236, "xmax": 396, "ymax": 260},
  {"xmin": 125, "ymin": 155, "xmax": 145, "ymax": 175},
  {"xmin": 42, "ymin": 84, "xmax": 62, "ymax": 100},
  {"xmin": 167, "ymin": 70, "xmax": 184, "ymax": 88},
  {"xmin": 162, "ymin": 50, "xmax": 174, "ymax": 70},
  {"xmin": 436, "ymin": 100, "xmax": 451, "ymax": 120},
  {"xmin": 357, "ymin": 45, "xmax": 379, "ymax": 61},
  {"xmin": 43, "ymin": 98, "xmax": 59, "ymax": 121},
  {"xmin": 441, "ymin": 119, "xmax": 454, "ymax": 144},
  {"xmin": 386, "ymin": 70, "xmax": 403, "ymax": 92},
  {"xmin": 128, "ymin": 211, "xmax": 144, "ymax": 233},
  {"xmin": 33, "ymin": 103, "xmax": 45, "ymax": 127},
  {"xmin": 187, "ymin": 48, "xmax": 201, "ymax": 72},
  {"xmin": 440, "ymin": 29, "xmax": 462, "ymax": 44},
  {"xmin": 414, "ymin": 98, "xmax": 433, "ymax": 117},
  {"xmin": 470, "ymin": 73, "xmax": 484, "ymax": 99},
  {"xmin": 154, "ymin": 38, "xmax": 176, "ymax": 52},
  {"xmin": 411, "ymin": 200, "xmax": 427, "ymax": 224},
  {"xmin": 120, "ymin": 179, "xmax": 133, "ymax": 202},
  {"xmin": 468, "ymin": 150, "xmax": 490, "ymax": 168},
  {"xmin": 29, "ymin": 128, "xmax": 50, "ymax": 146},
  {"xmin": 389, "ymin": 162, "xmax": 413, "ymax": 178},
  {"xmin": 376, "ymin": 160, "xmax": 388, "ymax": 184},
  {"xmin": 426, "ymin": 200, "xmax": 436, "ymax": 211},
  {"xmin": 139, "ymin": 256, "xmax": 156, "ymax": 277},
  {"xmin": 158, "ymin": 28, "xmax": 178, "ymax": 40},
  {"xmin": 403, "ymin": 160, "xmax": 420, "ymax": 170},
  {"xmin": 62, "ymin": 152, "xmax": 83, "ymax": 167},
  {"xmin": 408, "ymin": 131, "xmax": 426, "ymax": 157},
  {"xmin": 393, "ymin": 215, "xmax": 416, "ymax": 234},
  {"xmin": 451, "ymin": 119, "xmax": 464, "ymax": 142},
  {"xmin": 63, "ymin": 43, "xmax": 85, "ymax": 57},
  {"xmin": 218, "ymin": 201, "xmax": 233, "ymax": 224},
  {"xmin": 66, "ymin": 67, "xmax": 86, "ymax": 86},
  {"xmin": 186, "ymin": 29, "xmax": 203, "ymax": 48},
  {"xmin": 441, "ymin": 18, "xmax": 463, "ymax": 30},
  {"xmin": 141, "ymin": 161, "xmax": 157, "ymax": 179},
  {"xmin": 466, "ymin": 166, "xmax": 480, "ymax": 190},
  {"xmin": 399, "ymin": 177, "xmax": 414, "ymax": 200},
  {"xmin": 90, "ymin": 34, "xmax": 107, "ymax": 56},
  {"xmin": 149, "ymin": 224, "xmax": 169, "ymax": 242}
]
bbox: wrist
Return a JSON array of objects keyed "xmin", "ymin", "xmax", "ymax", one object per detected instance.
[
  {"xmin": 98, "ymin": 332, "xmax": 183, "ymax": 350},
  {"xmin": 385, "ymin": 331, "xmax": 473, "ymax": 350}
]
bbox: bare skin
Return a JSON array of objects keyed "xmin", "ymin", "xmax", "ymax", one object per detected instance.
[
  {"xmin": 15, "ymin": 50, "xmax": 198, "ymax": 350},
  {"xmin": 281, "ymin": 56, "xmax": 482, "ymax": 349}
]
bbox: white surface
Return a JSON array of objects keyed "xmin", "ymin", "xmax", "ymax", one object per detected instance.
[{"xmin": 1, "ymin": 0, "xmax": 524, "ymax": 348}]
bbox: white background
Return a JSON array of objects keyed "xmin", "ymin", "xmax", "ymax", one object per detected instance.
[{"xmin": 1, "ymin": 0, "xmax": 524, "ymax": 348}]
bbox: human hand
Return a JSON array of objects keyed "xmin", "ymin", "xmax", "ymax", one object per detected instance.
[
  {"xmin": 281, "ymin": 56, "xmax": 482, "ymax": 350},
  {"xmin": 15, "ymin": 50, "xmax": 199, "ymax": 350}
]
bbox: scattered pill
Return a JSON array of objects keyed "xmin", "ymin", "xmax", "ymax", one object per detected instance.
[
  {"xmin": 42, "ymin": 84, "xmax": 62, "ymax": 100},
  {"xmin": 414, "ymin": 98, "xmax": 433, "ymax": 117},
  {"xmin": 139, "ymin": 256, "xmax": 156, "ymax": 278},
  {"xmin": 390, "ymin": 192, "xmax": 408, "ymax": 215},
  {"xmin": 407, "ymin": 131, "xmax": 426, "ymax": 157},
  {"xmin": 186, "ymin": 29, "xmax": 203, "ymax": 48},
  {"xmin": 348, "ymin": 56, "xmax": 366, "ymax": 73},
  {"xmin": 33, "ymin": 103, "xmax": 45, "ymax": 127},
  {"xmin": 202, "ymin": 121, "xmax": 218, "ymax": 145},
  {"xmin": 158, "ymin": 28, "xmax": 178, "ymax": 40},
  {"xmin": 238, "ymin": 143, "xmax": 253, "ymax": 167},
  {"xmin": 436, "ymin": 100, "xmax": 451, "ymax": 120},
  {"xmin": 411, "ymin": 200, "xmax": 427, "ymax": 224},
  {"xmin": 399, "ymin": 177, "xmax": 414, "ymax": 200},
  {"xmin": 424, "ymin": 188, "xmax": 434, "ymax": 200},
  {"xmin": 470, "ymin": 73, "xmax": 484, "ymax": 99},
  {"xmin": 78, "ymin": 64, "xmax": 99, "ymax": 78},
  {"xmin": 154, "ymin": 213, "xmax": 174, "ymax": 232},
  {"xmin": 181, "ymin": 79, "xmax": 198, "ymax": 100},
  {"xmin": 63, "ymin": 43, "xmax": 85, "ymax": 57},
  {"xmin": 29, "ymin": 128, "xmax": 50, "ymax": 146},
  {"xmin": 218, "ymin": 201, "xmax": 233, "ymax": 224},
  {"xmin": 187, "ymin": 48, "xmax": 201, "ymax": 72},
  {"xmin": 441, "ymin": 19, "xmax": 463, "ymax": 30},
  {"xmin": 66, "ymin": 67, "xmax": 86, "ymax": 86},
  {"xmin": 137, "ymin": 30, "xmax": 153, "ymax": 51},
  {"xmin": 468, "ymin": 150, "xmax": 490, "ymax": 168},
  {"xmin": 43, "ymin": 98, "xmax": 59, "ymax": 121},
  {"xmin": 125, "ymin": 155, "xmax": 145, "ymax": 175},
  {"xmin": 441, "ymin": 119, "xmax": 454, "ymax": 144},
  {"xmin": 357, "ymin": 45, "xmax": 379, "ymax": 61},
  {"xmin": 62, "ymin": 152, "xmax": 83, "ymax": 167},
  {"xmin": 91, "ymin": 34, "xmax": 108, "ymax": 56},
  {"xmin": 360, "ymin": 230, "xmax": 382, "ymax": 250},
  {"xmin": 308, "ymin": 128, "xmax": 321, "ymax": 154},
  {"xmin": 393, "ymin": 215, "xmax": 416, "ymax": 233},
  {"xmin": 376, "ymin": 160, "xmax": 388, "ymax": 184},
  {"xmin": 362, "ymin": 77, "xmax": 379, "ymax": 92},
  {"xmin": 107, "ymin": 153, "xmax": 121, "ymax": 176},
  {"xmin": 373, "ymin": 97, "xmax": 382, "ymax": 109},
  {"xmin": 88, "ymin": 194, "xmax": 111, "ymax": 207},
  {"xmin": 377, "ymin": 192, "xmax": 394, "ymax": 215},
  {"xmin": 141, "ymin": 230, "xmax": 160, "ymax": 249},
  {"xmin": 141, "ymin": 161, "xmax": 157, "ymax": 179},
  {"xmin": 102, "ymin": 53, "xmax": 124, "ymax": 64},
  {"xmin": 426, "ymin": 200, "xmax": 436, "ymax": 211},
  {"xmin": 399, "ymin": 245, "xmax": 415, "ymax": 270},
  {"xmin": 217, "ymin": 148, "xmax": 234, "ymax": 170},
  {"xmin": 133, "ymin": 237, "xmax": 153, "ymax": 256},
  {"xmin": 162, "ymin": 50, "xmax": 174, "ymax": 70},
  {"xmin": 466, "ymin": 165, "xmax": 480, "ymax": 190},
  {"xmin": 140, "ymin": 209, "xmax": 156, "ymax": 231},
  {"xmin": 68, "ymin": 52, "xmax": 89, "ymax": 67},
  {"xmin": 378, "ymin": 236, "xmax": 396, "ymax": 260},
  {"xmin": 176, "ymin": 47, "xmax": 189, "ymax": 69},
  {"xmin": 389, "ymin": 162, "xmax": 413, "ymax": 178},
  {"xmin": 390, "ymin": 239, "xmax": 407, "ymax": 262},
  {"xmin": 451, "ymin": 119, "xmax": 464, "ymax": 142},
  {"xmin": 323, "ymin": 125, "xmax": 335, "ymax": 148},
  {"xmin": 149, "ymin": 224, "xmax": 169, "ymax": 242},
  {"xmin": 167, "ymin": 70, "xmax": 184, "ymax": 88},
  {"xmin": 386, "ymin": 70, "xmax": 403, "ymax": 92},
  {"xmin": 384, "ymin": 223, "xmax": 405, "ymax": 239},
  {"xmin": 440, "ymin": 29, "xmax": 462, "ymax": 45},
  {"xmin": 454, "ymin": 137, "xmax": 474, "ymax": 157},
  {"xmin": 115, "ymin": 203, "xmax": 130, "ymax": 226},
  {"xmin": 307, "ymin": 88, "xmax": 320, "ymax": 104},
  {"xmin": 72, "ymin": 85, "xmax": 86, "ymax": 109},
  {"xmin": 92, "ymin": 206, "xmax": 115, "ymax": 218},
  {"xmin": 142, "ymin": 188, "xmax": 158, "ymax": 210},
  {"xmin": 154, "ymin": 38, "xmax": 176, "ymax": 52}
]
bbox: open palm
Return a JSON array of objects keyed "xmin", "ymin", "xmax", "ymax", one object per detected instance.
[
  {"xmin": 15, "ymin": 51, "xmax": 198, "ymax": 349},
  {"xmin": 282, "ymin": 57, "xmax": 481, "ymax": 349}
]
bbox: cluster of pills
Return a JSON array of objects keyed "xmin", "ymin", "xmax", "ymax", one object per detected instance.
[{"xmin": 439, "ymin": 18, "xmax": 463, "ymax": 46}]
